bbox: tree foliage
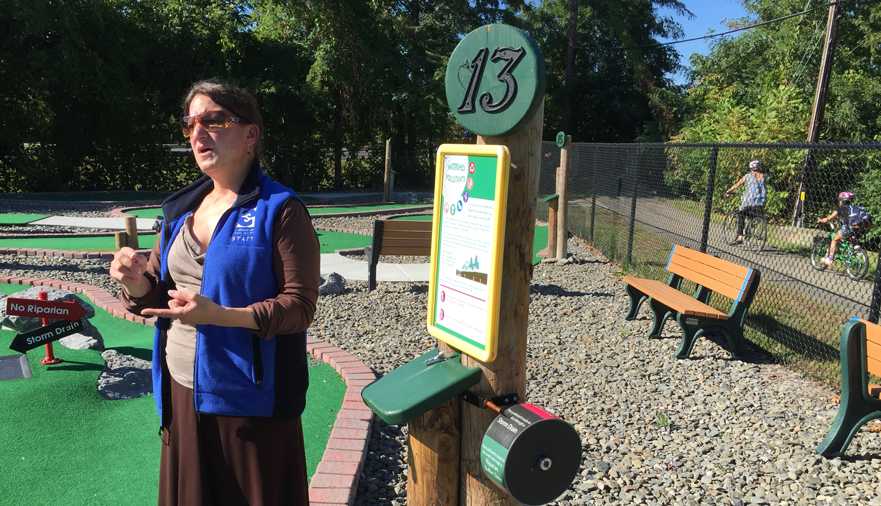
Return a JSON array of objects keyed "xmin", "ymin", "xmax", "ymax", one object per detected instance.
[
  {"xmin": 1, "ymin": 0, "xmax": 685, "ymax": 192},
  {"xmin": 669, "ymin": 0, "xmax": 881, "ymax": 223}
]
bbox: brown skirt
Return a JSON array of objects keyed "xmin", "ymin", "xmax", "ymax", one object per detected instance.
[{"xmin": 159, "ymin": 378, "xmax": 309, "ymax": 506}]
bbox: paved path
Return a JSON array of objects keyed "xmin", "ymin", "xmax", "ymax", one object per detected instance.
[
  {"xmin": 31, "ymin": 216, "xmax": 158, "ymax": 231},
  {"xmin": 320, "ymin": 253, "xmax": 428, "ymax": 282},
  {"xmin": 581, "ymin": 195, "xmax": 872, "ymax": 311}
]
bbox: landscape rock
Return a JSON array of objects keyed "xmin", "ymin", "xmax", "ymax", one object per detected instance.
[
  {"xmin": 97, "ymin": 349, "xmax": 151, "ymax": 400},
  {"xmin": 319, "ymin": 272, "xmax": 347, "ymax": 295}
]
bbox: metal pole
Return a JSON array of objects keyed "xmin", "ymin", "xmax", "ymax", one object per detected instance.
[
  {"xmin": 625, "ymin": 151, "xmax": 638, "ymax": 267},
  {"xmin": 589, "ymin": 148, "xmax": 597, "ymax": 242},
  {"xmin": 700, "ymin": 147, "xmax": 719, "ymax": 252},
  {"xmin": 869, "ymin": 259, "xmax": 881, "ymax": 323}
]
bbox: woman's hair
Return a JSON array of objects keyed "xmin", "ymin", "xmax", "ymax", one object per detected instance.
[{"xmin": 182, "ymin": 79, "xmax": 264, "ymax": 157}]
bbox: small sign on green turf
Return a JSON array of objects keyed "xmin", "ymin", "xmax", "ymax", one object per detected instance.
[{"xmin": 10, "ymin": 319, "xmax": 85, "ymax": 354}]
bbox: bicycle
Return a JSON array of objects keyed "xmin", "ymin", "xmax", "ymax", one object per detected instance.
[
  {"xmin": 723, "ymin": 207, "xmax": 768, "ymax": 252},
  {"xmin": 810, "ymin": 222, "xmax": 869, "ymax": 280}
]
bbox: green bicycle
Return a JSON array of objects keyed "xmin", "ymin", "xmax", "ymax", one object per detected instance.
[{"xmin": 810, "ymin": 222, "xmax": 870, "ymax": 280}]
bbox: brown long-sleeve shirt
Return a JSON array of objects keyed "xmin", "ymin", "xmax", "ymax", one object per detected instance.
[{"xmin": 122, "ymin": 199, "xmax": 320, "ymax": 337}]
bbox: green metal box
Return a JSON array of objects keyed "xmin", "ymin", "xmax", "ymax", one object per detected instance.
[{"xmin": 361, "ymin": 348, "xmax": 482, "ymax": 425}]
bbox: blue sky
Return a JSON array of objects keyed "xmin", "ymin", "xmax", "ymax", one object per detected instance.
[{"xmin": 658, "ymin": 0, "xmax": 750, "ymax": 84}]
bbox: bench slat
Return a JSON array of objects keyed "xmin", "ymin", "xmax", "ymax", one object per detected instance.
[
  {"xmin": 668, "ymin": 259, "xmax": 742, "ymax": 300},
  {"xmin": 381, "ymin": 221, "xmax": 432, "ymax": 232},
  {"xmin": 623, "ymin": 276, "xmax": 727, "ymax": 320},
  {"xmin": 868, "ymin": 353, "xmax": 881, "ymax": 379},
  {"xmin": 668, "ymin": 255, "xmax": 746, "ymax": 293},
  {"xmin": 865, "ymin": 319, "xmax": 881, "ymax": 347},
  {"xmin": 671, "ymin": 245, "xmax": 749, "ymax": 278},
  {"xmin": 667, "ymin": 246, "xmax": 751, "ymax": 301}
]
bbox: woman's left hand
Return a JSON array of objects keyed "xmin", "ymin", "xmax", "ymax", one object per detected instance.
[{"xmin": 142, "ymin": 289, "xmax": 221, "ymax": 325}]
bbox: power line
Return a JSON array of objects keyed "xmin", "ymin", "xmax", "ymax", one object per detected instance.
[{"xmin": 643, "ymin": 1, "xmax": 836, "ymax": 49}]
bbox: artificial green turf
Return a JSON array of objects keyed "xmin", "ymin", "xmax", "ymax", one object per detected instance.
[
  {"xmin": 0, "ymin": 233, "xmax": 158, "ymax": 252},
  {"xmin": 0, "ymin": 213, "xmax": 48, "ymax": 225},
  {"xmin": 316, "ymin": 229, "xmax": 371, "ymax": 253},
  {"xmin": 0, "ymin": 229, "xmax": 369, "ymax": 254},
  {"xmin": 0, "ymin": 284, "xmax": 344, "ymax": 504},
  {"xmin": 124, "ymin": 208, "xmax": 165, "ymax": 219},
  {"xmin": 308, "ymin": 203, "xmax": 428, "ymax": 216},
  {"xmin": 124, "ymin": 203, "xmax": 430, "ymax": 219},
  {"xmin": 386, "ymin": 215, "xmax": 547, "ymax": 264}
]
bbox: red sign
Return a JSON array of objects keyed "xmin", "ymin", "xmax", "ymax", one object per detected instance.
[{"xmin": 5, "ymin": 297, "xmax": 85, "ymax": 321}]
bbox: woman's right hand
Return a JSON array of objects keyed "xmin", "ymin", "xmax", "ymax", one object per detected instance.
[{"xmin": 110, "ymin": 247, "xmax": 151, "ymax": 298}]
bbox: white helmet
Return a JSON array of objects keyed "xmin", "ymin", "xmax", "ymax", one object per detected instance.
[{"xmin": 749, "ymin": 160, "xmax": 761, "ymax": 171}]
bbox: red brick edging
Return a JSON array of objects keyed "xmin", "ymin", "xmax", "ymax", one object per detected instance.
[{"xmin": 1, "ymin": 276, "xmax": 374, "ymax": 506}]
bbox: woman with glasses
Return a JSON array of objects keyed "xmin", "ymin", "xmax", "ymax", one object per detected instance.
[{"xmin": 110, "ymin": 80, "xmax": 319, "ymax": 505}]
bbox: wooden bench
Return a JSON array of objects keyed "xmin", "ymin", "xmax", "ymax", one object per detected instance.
[
  {"xmin": 365, "ymin": 218, "xmax": 432, "ymax": 291},
  {"xmin": 623, "ymin": 245, "xmax": 761, "ymax": 359},
  {"xmin": 817, "ymin": 318, "xmax": 881, "ymax": 457}
]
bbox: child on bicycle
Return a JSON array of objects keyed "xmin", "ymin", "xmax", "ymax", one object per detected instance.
[
  {"xmin": 817, "ymin": 191, "xmax": 871, "ymax": 266},
  {"xmin": 724, "ymin": 159, "xmax": 766, "ymax": 245}
]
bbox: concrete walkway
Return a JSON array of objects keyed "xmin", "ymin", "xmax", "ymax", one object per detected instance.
[
  {"xmin": 29, "ymin": 216, "xmax": 431, "ymax": 282},
  {"xmin": 320, "ymin": 253, "xmax": 429, "ymax": 282},
  {"xmin": 31, "ymin": 216, "xmax": 158, "ymax": 231}
]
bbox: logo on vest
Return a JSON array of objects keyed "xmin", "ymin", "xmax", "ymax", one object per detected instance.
[{"xmin": 232, "ymin": 209, "xmax": 257, "ymax": 243}]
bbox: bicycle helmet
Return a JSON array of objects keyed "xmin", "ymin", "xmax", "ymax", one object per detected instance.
[
  {"xmin": 749, "ymin": 160, "xmax": 761, "ymax": 171},
  {"xmin": 838, "ymin": 191, "xmax": 855, "ymax": 203}
]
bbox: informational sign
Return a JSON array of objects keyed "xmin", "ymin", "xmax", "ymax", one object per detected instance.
[
  {"xmin": 445, "ymin": 24, "xmax": 545, "ymax": 137},
  {"xmin": 9, "ymin": 319, "xmax": 85, "ymax": 354},
  {"xmin": 427, "ymin": 144, "xmax": 510, "ymax": 363},
  {"xmin": 6, "ymin": 297, "xmax": 85, "ymax": 321}
]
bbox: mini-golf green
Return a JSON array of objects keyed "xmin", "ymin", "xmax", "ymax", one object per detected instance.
[
  {"xmin": 0, "ymin": 213, "xmax": 48, "ymax": 225},
  {"xmin": 124, "ymin": 203, "xmax": 430, "ymax": 219},
  {"xmin": 0, "ymin": 230, "xmax": 370, "ymax": 254},
  {"xmin": 0, "ymin": 283, "xmax": 344, "ymax": 504},
  {"xmin": 386, "ymin": 214, "xmax": 548, "ymax": 265}
]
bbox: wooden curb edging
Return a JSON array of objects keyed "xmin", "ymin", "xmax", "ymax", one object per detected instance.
[{"xmin": 0, "ymin": 276, "xmax": 373, "ymax": 506}]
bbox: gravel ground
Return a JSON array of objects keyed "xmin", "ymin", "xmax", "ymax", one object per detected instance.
[
  {"xmin": 4, "ymin": 211, "xmax": 881, "ymax": 505},
  {"xmin": 312, "ymin": 236, "xmax": 881, "ymax": 506}
]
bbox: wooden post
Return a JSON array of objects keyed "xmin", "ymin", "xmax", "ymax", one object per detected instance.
[
  {"xmin": 384, "ymin": 138, "xmax": 393, "ymax": 202},
  {"xmin": 556, "ymin": 136, "xmax": 570, "ymax": 260},
  {"xmin": 792, "ymin": 0, "xmax": 840, "ymax": 226},
  {"xmin": 407, "ymin": 341, "xmax": 461, "ymax": 506},
  {"xmin": 114, "ymin": 232, "xmax": 128, "ymax": 250},
  {"xmin": 545, "ymin": 196, "xmax": 558, "ymax": 257},
  {"xmin": 460, "ymin": 101, "xmax": 544, "ymax": 504},
  {"xmin": 124, "ymin": 216, "xmax": 139, "ymax": 250}
]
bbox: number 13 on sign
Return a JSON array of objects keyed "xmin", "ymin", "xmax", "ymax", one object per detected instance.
[{"xmin": 445, "ymin": 24, "xmax": 545, "ymax": 137}]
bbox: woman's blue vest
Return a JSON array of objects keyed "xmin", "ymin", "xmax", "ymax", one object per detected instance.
[{"xmin": 152, "ymin": 166, "xmax": 305, "ymax": 420}]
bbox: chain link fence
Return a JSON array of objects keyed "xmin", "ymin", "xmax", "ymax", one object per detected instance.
[{"xmin": 540, "ymin": 141, "xmax": 881, "ymax": 384}]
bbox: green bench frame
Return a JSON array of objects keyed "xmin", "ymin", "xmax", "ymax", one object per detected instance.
[
  {"xmin": 623, "ymin": 245, "xmax": 761, "ymax": 359},
  {"xmin": 817, "ymin": 317, "xmax": 881, "ymax": 458}
]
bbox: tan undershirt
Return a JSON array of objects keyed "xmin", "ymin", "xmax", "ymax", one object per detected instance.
[{"xmin": 165, "ymin": 215, "xmax": 205, "ymax": 389}]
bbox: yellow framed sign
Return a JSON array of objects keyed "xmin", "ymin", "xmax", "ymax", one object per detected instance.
[{"xmin": 427, "ymin": 144, "xmax": 510, "ymax": 363}]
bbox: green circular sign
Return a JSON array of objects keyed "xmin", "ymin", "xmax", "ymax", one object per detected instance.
[
  {"xmin": 445, "ymin": 24, "xmax": 545, "ymax": 137},
  {"xmin": 555, "ymin": 131, "xmax": 567, "ymax": 148}
]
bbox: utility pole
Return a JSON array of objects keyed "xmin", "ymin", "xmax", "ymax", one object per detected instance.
[{"xmin": 792, "ymin": 0, "xmax": 840, "ymax": 226}]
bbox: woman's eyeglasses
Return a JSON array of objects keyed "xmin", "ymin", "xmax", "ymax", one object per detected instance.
[{"xmin": 180, "ymin": 111, "xmax": 246, "ymax": 138}]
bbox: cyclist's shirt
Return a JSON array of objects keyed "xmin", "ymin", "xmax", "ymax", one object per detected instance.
[
  {"xmin": 740, "ymin": 172, "xmax": 766, "ymax": 209},
  {"xmin": 838, "ymin": 204, "xmax": 871, "ymax": 234}
]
